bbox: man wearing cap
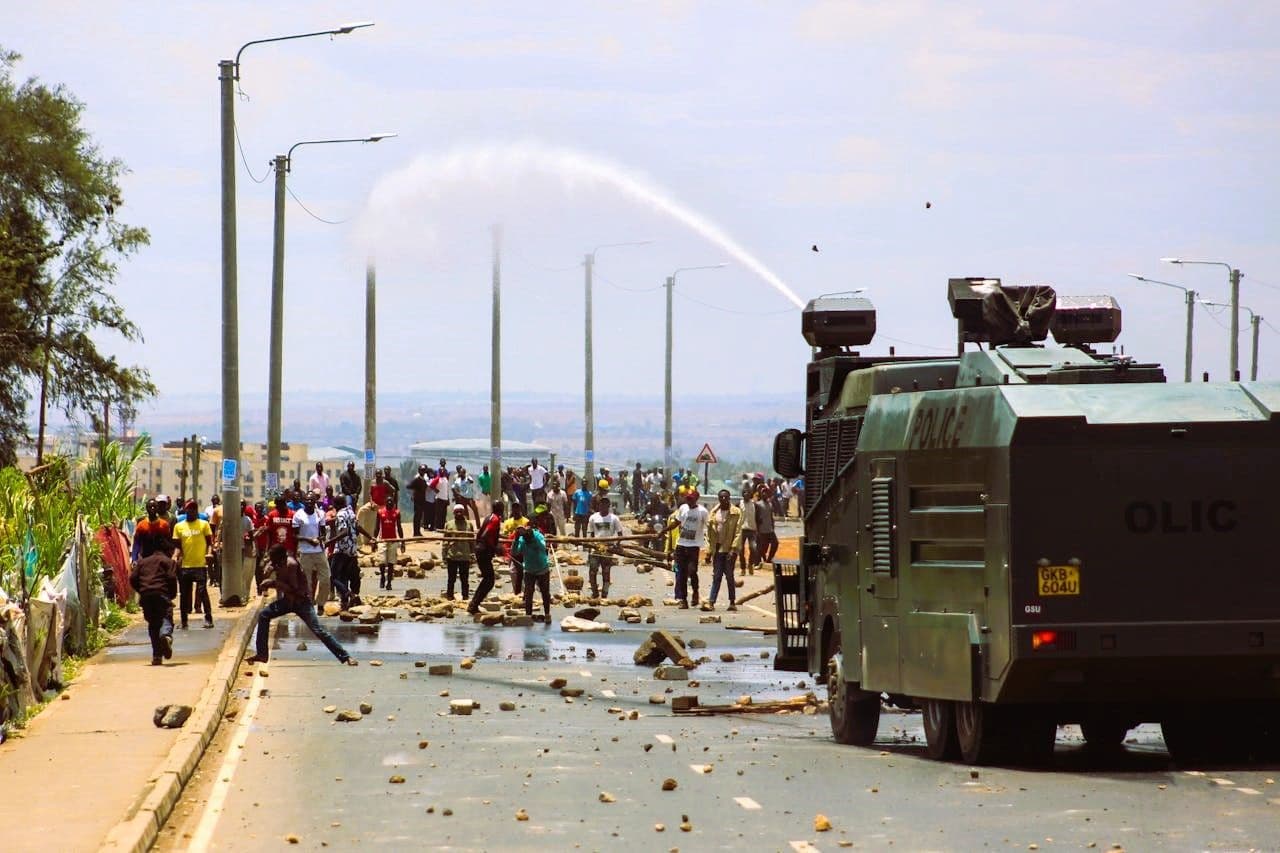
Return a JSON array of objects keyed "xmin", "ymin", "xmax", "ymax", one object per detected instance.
[
  {"xmin": 172, "ymin": 500, "xmax": 215, "ymax": 629},
  {"xmin": 664, "ymin": 490, "xmax": 709, "ymax": 608},
  {"xmin": 442, "ymin": 504, "xmax": 475, "ymax": 601}
]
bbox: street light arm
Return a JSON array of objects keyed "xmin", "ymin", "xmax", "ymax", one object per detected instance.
[
  {"xmin": 588, "ymin": 240, "xmax": 655, "ymax": 261},
  {"xmin": 1127, "ymin": 273, "xmax": 1190, "ymax": 294},
  {"xmin": 234, "ymin": 22, "xmax": 375, "ymax": 75},
  {"xmin": 1199, "ymin": 299, "xmax": 1256, "ymax": 320},
  {"xmin": 1161, "ymin": 258, "xmax": 1235, "ymax": 275},
  {"xmin": 285, "ymin": 133, "xmax": 398, "ymax": 169},
  {"xmin": 670, "ymin": 263, "xmax": 728, "ymax": 284}
]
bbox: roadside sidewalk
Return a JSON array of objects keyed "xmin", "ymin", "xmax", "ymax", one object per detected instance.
[{"xmin": 0, "ymin": 596, "xmax": 259, "ymax": 852}]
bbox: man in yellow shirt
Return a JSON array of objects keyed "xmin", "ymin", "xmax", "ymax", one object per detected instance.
[{"xmin": 172, "ymin": 500, "xmax": 215, "ymax": 629}]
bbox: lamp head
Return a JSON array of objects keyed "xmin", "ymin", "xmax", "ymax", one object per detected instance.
[
  {"xmin": 366, "ymin": 133, "xmax": 397, "ymax": 142},
  {"xmin": 1127, "ymin": 273, "xmax": 1145, "ymax": 281},
  {"xmin": 1160, "ymin": 257, "xmax": 1182, "ymax": 264},
  {"xmin": 336, "ymin": 21, "xmax": 375, "ymax": 34}
]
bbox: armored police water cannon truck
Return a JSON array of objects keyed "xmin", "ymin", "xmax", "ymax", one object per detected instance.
[{"xmin": 772, "ymin": 277, "xmax": 1280, "ymax": 765}]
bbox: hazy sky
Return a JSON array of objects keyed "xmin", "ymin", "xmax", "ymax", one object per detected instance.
[{"xmin": 10, "ymin": 1, "xmax": 1280, "ymax": 408}]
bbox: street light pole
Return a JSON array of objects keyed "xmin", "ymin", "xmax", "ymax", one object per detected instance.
[
  {"xmin": 217, "ymin": 57, "xmax": 241, "ymax": 602},
  {"xmin": 583, "ymin": 240, "xmax": 652, "ymax": 485},
  {"xmin": 490, "ymin": 224, "xmax": 503, "ymax": 504},
  {"xmin": 1127, "ymin": 273, "xmax": 1196, "ymax": 382},
  {"xmin": 219, "ymin": 20, "xmax": 373, "ymax": 606},
  {"xmin": 266, "ymin": 134, "xmax": 395, "ymax": 487},
  {"xmin": 267, "ymin": 153, "xmax": 286, "ymax": 490},
  {"xmin": 1162, "ymin": 258, "xmax": 1241, "ymax": 380},
  {"xmin": 364, "ymin": 259, "xmax": 376, "ymax": 505},
  {"xmin": 1200, "ymin": 299, "xmax": 1262, "ymax": 380},
  {"xmin": 663, "ymin": 264, "xmax": 726, "ymax": 478}
]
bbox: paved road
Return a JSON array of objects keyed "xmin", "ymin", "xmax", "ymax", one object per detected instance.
[{"xmin": 158, "ymin": 549, "xmax": 1280, "ymax": 851}]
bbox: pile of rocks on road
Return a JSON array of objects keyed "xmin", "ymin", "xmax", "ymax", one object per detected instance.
[{"xmin": 319, "ymin": 591, "xmax": 659, "ymax": 630}]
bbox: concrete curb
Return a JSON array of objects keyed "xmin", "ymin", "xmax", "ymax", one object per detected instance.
[{"xmin": 99, "ymin": 597, "xmax": 262, "ymax": 852}]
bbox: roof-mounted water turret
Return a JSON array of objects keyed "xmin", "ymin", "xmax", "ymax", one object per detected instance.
[{"xmin": 802, "ymin": 293, "xmax": 876, "ymax": 349}]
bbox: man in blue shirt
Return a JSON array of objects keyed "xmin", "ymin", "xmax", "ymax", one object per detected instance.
[{"xmin": 571, "ymin": 485, "xmax": 594, "ymax": 537}]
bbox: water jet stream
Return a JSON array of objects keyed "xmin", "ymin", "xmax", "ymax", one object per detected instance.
[{"xmin": 361, "ymin": 141, "xmax": 804, "ymax": 308}]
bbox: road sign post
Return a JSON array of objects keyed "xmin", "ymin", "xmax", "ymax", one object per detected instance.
[{"xmin": 694, "ymin": 443, "xmax": 717, "ymax": 495}]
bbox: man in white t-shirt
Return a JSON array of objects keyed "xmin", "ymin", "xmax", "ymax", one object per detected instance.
[
  {"xmin": 527, "ymin": 458, "xmax": 549, "ymax": 505},
  {"xmin": 586, "ymin": 498, "xmax": 626, "ymax": 599},
  {"xmin": 663, "ymin": 490, "xmax": 708, "ymax": 608},
  {"xmin": 291, "ymin": 494, "xmax": 331, "ymax": 604}
]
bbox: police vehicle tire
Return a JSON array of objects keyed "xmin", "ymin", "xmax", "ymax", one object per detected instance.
[
  {"xmin": 828, "ymin": 653, "xmax": 880, "ymax": 746},
  {"xmin": 922, "ymin": 699, "xmax": 960, "ymax": 761},
  {"xmin": 955, "ymin": 700, "xmax": 1011, "ymax": 765}
]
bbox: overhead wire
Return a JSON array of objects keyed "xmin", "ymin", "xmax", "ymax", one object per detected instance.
[
  {"xmin": 286, "ymin": 185, "xmax": 348, "ymax": 225},
  {"xmin": 233, "ymin": 122, "xmax": 269, "ymax": 184},
  {"xmin": 673, "ymin": 289, "xmax": 796, "ymax": 316},
  {"xmin": 596, "ymin": 271, "xmax": 663, "ymax": 293}
]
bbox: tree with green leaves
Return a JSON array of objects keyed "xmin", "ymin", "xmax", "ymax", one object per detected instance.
[{"xmin": 0, "ymin": 47, "xmax": 154, "ymax": 466}]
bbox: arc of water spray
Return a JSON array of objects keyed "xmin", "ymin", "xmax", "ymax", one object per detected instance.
[{"xmin": 361, "ymin": 141, "xmax": 805, "ymax": 309}]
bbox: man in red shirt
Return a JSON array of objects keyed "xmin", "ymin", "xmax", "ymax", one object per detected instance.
[
  {"xmin": 255, "ymin": 496, "xmax": 296, "ymax": 576},
  {"xmin": 374, "ymin": 491, "xmax": 404, "ymax": 590},
  {"xmin": 370, "ymin": 470, "xmax": 391, "ymax": 508},
  {"xmin": 467, "ymin": 500, "xmax": 505, "ymax": 615}
]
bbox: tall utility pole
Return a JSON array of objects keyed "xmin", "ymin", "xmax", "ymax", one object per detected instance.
[
  {"xmin": 1127, "ymin": 274, "xmax": 1195, "ymax": 382},
  {"xmin": 1249, "ymin": 313, "xmax": 1261, "ymax": 381},
  {"xmin": 364, "ymin": 259, "xmax": 376, "ymax": 505},
  {"xmin": 217, "ymin": 57, "xmax": 243, "ymax": 604},
  {"xmin": 489, "ymin": 224, "xmax": 503, "ymax": 503},
  {"xmin": 1201, "ymin": 299, "xmax": 1263, "ymax": 381},
  {"xmin": 582, "ymin": 240, "xmax": 651, "ymax": 485},
  {"xmin": 663, "ymin": 264, "xmax": 726, "ymax": 477},
  {"xmin": 584, "ymin": 253, "xmax": 595, "ymax": 485},
  {"xmin": 219, "ymin": 22, "xmax": 375, "ymax": 607},
  {"xmin": 663, "ymin": 275, "xmax": 674, "ymax": 478},
  {"xmin": 1230, "ymin": 266, "xmax": 1242, "ymax": 379},
  {"xmin": 266, "ymin": 153, "xmax": 287, "ymax": 488},
  {"xmin": 266, "ymin": 135, "xmax": 394, "ymax": 485},
  {"xmin": 1162, "ymin": 258, "xmax": 1242, "ymax": 380},
  {"xmin": 191, "ymin": 434, "xmax": 201, "ymax": 502}
]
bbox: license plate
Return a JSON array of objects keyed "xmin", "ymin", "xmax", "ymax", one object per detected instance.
[{"xmin": 1037, "ymin": 565, "xmax": 1080, "ymax": 596}]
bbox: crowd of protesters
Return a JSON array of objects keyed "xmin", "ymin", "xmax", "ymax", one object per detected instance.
[{"xmin": 128, "ymin": 453, "xmax": 801, "ymax": 665}]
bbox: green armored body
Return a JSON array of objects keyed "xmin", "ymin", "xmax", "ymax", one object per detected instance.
[{"xmin": 773, "ymin": 278, "xmax": 1280, "ymax": 764}]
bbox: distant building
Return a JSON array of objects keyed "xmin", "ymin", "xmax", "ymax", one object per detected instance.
[
  {"xmin": 15, "ymin": 435, "xmax": 360, "ymax": 503},
  {"xmin": 408, "ymin": 438, "xmax": 554, "ymax": 473}
]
